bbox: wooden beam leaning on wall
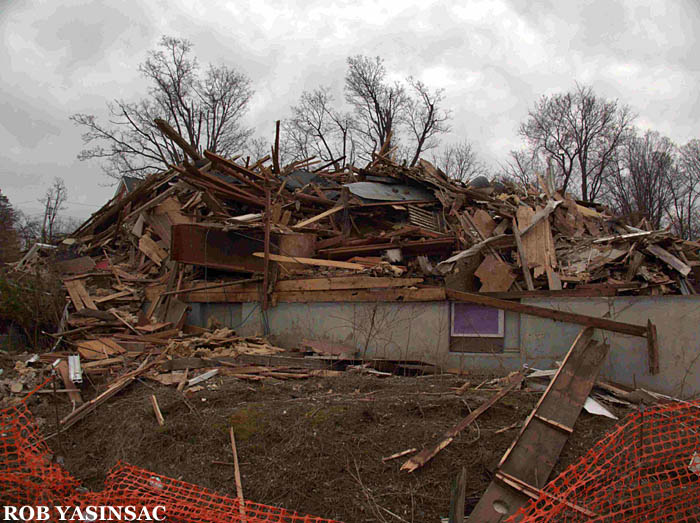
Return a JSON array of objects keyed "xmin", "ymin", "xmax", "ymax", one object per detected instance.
[{"xmin": 445, "ymin": 289, "xmax": 648, "ymax": 338}]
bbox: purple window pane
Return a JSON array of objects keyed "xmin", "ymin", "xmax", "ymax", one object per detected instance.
[{"xmin": 452, "ymin": 303, "xmax": 502, "ymax": 336}]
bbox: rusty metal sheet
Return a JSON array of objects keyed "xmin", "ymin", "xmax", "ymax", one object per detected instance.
[{"xmin": 171, "ymin": 223, "xmax": 277, "ymax": 273}]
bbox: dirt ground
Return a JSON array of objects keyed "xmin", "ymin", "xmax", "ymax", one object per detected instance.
[{"xmin": 8, "ymin": 356, "xmax": 623, "ymax": 523}]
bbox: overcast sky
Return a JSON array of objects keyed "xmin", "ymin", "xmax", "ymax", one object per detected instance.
[{"xmin": 1, "ymin": 0, "xmax": 698, "ymax": 220}]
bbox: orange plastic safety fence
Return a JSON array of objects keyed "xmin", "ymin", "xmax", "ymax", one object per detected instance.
[
  {"xmin": 511, "ymin": 400, "xmax": 700, "ymax": 522},
  {"xmin": 0, "ymin": 402, "xmax": 342, "ymax": 523}
]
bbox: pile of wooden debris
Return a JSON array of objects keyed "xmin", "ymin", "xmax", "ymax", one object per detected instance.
[{"xmin": 14, "ymin": 119, "xmax": 693, "ymax": 311}]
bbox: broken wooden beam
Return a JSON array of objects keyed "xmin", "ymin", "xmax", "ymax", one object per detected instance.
[
  {"xmin": 647, "ymin": 320, "xmax": 659, "ymax": 374},
  {"xmin": 446, "ymin": 289, "xmax": 648, "ymax": 338},
  {"xmin": 468, "ymin": 328, "xmax": 608, "ymax": 521},
  {"xmin": 150, "ymin": 394, "xmax": 165, "ymax": 426},
  {"xmin": 401, "ymin": 371, "xmax": 525, "ymax": 472},
  {"xmin": 252, "ymin": 252, "xmax": 365, "ymax": 270},
  {"xmin": 512, "ymin": 218, "xmax": 535, "ymax": 291},
  {"xmin": 645, "ymin": 244, "xmax": 691, "ymax": 277}
]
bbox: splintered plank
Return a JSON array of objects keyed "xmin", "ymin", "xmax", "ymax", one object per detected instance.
[
  {"xmin": 292, "ymin": 206, "xmax": 344, "ymax": 229},
  {"xmin": 252, "ymin": 252, "xmax": 364, "ymax": 270},
  {"xmin": 93, "ymin": 290, "xmax": 132, "ymax": 304},
  {"xmin": 77, "ymin": 339, "xmax": 126, "ymax": 360},
  {"xmin": 646, "ymin": 244, "xmax": 691, "ymax": 276},
  {"xmin": 512, "ymin": 218, "xmax": 535, "ymax": 290},
  {"xmin": 647, "ymin": 320, "xmax": 659, "ymax": 374},
  {"xmin": 275, "ymin": 276, "xmax": 424, "ymax": 292},
  {"xmin": 401, "ymin": 371, "xmax": 525, "ymax": 472},
  {"xmin": 150, "ymin": 395, "xmax": 165, "ymax": 426},
  {"xmin": 63, "ymin": 279, "xmax": 96, "ymax": 310},
  {"xmin": 468, "ymin": 328, "xmax": 608, "ymax": 521},
  {"xmin": 64, "ymin": 280, "xmax": 86, "ymax": 311},
  {"xmin": 139, "ymin": 235, "xmax": 168, "ymax": 265},
  {"xmin": 474, "ymin": 255, "xmax": 516, "ymax": 292}
]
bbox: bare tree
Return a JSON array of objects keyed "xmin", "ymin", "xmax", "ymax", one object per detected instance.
[
  {"xmin": 501, "ymin": 148, "xmax": 545, "ymax": 188},
  {"xmin": 606, "ymin": 130, "xmax": 676, "ymax": 228},
  {"xmin": 15, "ymin": 212, "xmax": 42, "ymax": 250},
  {"xmin": 519, "ymin": 83, "xmax": 635, "ymax": 200},
  {"xmin": 71, "ymin": 36, "xmax": 254, "ymax": 179},
  {"xmin": 405, "ymin": 78, "xmax": 451, "ymax": 166},
  {"xmin": 669, "ymin": 139, "xmax": 700, "ymax": 239},
  {"xmin": 284, "ymin": 86, "xmax": 354, "ymax": 168},
  {"xmin": 345, "ymin": 55, "xmax": 408, "ymax": 159},
  {"xmin": 39, "ymin": 178, "xmax": 67, "ymax": 243},
  {"xmin": 432, "ymin": 140, "xmax": 485, "ymax": 182}
]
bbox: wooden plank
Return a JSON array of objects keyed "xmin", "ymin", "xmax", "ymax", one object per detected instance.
[
  {"xmin": 402, "ymin": 371, "xmax": 525, "ymax": 472},
  {"xmin": 647, "ymin": 320, "xmax": 659, "ymax": 374},
  {"xmin": 468, "ymin": 328, "xmax": 608, "ymax": 521},
  {"xmin": 139, "ymin": 235, "xmax": 168, "ymax": 266},
  {"xmin": 275, "ymin": 276, "xmax": 424, "ymax": 292},
  {"xmin": 646, "ymin": 244, "xmax": 691, "ymax": 276},
  {"xmin": 185, "ymin": 287, "xmax": 446, "ymax": 303},
  {"xmin": 56, "ymin": 360, "xmax": 83, "ymax": 405},
  {"xmin": 446, "ymin": 289, "xmax": 647, "ymax": 337},
  {"xmin": 64, "ymin": 280, "xmax": 85, "ymax": 311},
  {"xmin": 293, "ymin": 206, "xmax": 343, "ymax": 229},
  {"xmin": 229, "ymin": 427, "xmax": 246, "ymax": 519},
  {"xmin": 72, "ymin": 280, "xmax": 97, "ymax": 310},
  {"xmin": 625, "ymin": 251, "xmax": 645, "ymax": 281},
  {"xmin": 474, "ymin": 255, "xmax": 516, "ymax": 292},
  {"xmin": 252, "ymin": 252, "xmax": 364, "ymax": 270},
  {"xmin": 93, "ymin": 290, "xmax": 131, "ymax": 304},
  {"xmin": 150, "ymin": 395, "xmax": 165, "ymax": 426},
  {"xmin": 519, "ymin": 200, "xmax": 562, "ymax": 237},
  {"xmin": 516, "ymin": 206, "xmax": 547, "ymax": 278},
  {"xmin": 512, "ymin": 217, "xmax": 534, "ymax": 290},
  {"xmin": 543, "ymin": 218, "xmax": 562, "ymax": 290}
]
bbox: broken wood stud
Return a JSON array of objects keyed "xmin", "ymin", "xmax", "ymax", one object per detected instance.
[
  {"xmin": 229, "ymin": 427, "xmax": 246, "ymax": 518},
  {"xmin": 150, "ymin": 394, "xmax": 165, "ymax": 426},
  {"xmin": 512, "ymin": 218, "xmax": 535, "ymax": 291},
  {"xmin": 381, "ymin": 448, "xmax": 417, "ymax": 463},
  {"xmin": 647, "ymin": 320, "xmax": 659, "ymax": 375}
]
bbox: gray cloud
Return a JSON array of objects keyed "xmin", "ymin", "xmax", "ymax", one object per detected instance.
[{"xmin": 0, "ymin": 0, "xmax": 698, "ymax": 220}]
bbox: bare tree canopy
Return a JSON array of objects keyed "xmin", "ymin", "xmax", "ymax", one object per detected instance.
[
  {"xmin": 71, "ymin": 36, "xmax": 254, "ymax": 179},
  {"xmin": 669, "ymin": 139, "xmax": 700, "ymax": 239},
  {"xmin": 501, "ymin": 148, "xmax": 545, "ymax": 188},
  {"xmin": 283, "ymin": 86, "xmax": 354, "ymax": 168},
  {"xmin": 282, "ymin": 55, "xmax": 451, "ymax": 165},
  {"xmin": 405, "ymin": 78, "xmax": 451, "ymax": 166},
  {"xmin": 519, "ymin": 83, "xmax": 635, "ymax": 201},
  {"xmin": 606, "ymin": 130, "xmax": 676, "ymax": 228},
  {"xmin": 39, "ymin": 177, "xmax": 67, "ymax": 243},
  {"xmin": 432, "ymin": 140, "xmax": 485, "ymax": 182},
  {"xmin": 345, "ymin": 55, "xmax": 407, "ymax": 159}
]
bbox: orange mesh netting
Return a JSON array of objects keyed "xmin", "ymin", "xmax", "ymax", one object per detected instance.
[
  {"xmin": 0, "ymin": 401, "xmax": 342, "ymax": 522},
  {"xmin": 511, "ymin": 399, "xmax": 700, "ymax": 522}
]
